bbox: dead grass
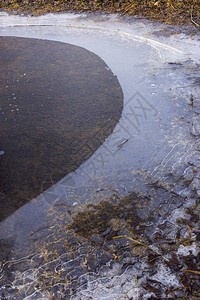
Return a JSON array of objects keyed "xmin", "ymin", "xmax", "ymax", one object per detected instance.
[{"xmin": 0, "ymin": 0, "xmax": 200, "ymax": 28}]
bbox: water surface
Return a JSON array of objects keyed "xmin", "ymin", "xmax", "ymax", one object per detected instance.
[
  {"xmin": 0, "ymin": 36, "xmax": 123, "ymax": 220},
  {"xmin": 0, "ymin": 13, "xmax": 200, "ymax": 300}
]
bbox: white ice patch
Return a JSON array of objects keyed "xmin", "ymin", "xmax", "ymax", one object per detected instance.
[
  {"xmin": 177, "ymin": 242, "xmax": 200, "ymax": 257},
  {"xmin": 167, "ymin": 208, "xmax": 189, "ymax": 225},
  {"xmin": 72, "ymin": 263, "xmax": 140, "ymax": 300},
  {"xmin": 151, "ymin": 264, "xmax": 180, "ymax": 288}
]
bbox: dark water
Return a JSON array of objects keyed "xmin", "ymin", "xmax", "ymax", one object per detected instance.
[{"xmin": 0, "ymin": 36, "xmax": 123, "ymax": 221}]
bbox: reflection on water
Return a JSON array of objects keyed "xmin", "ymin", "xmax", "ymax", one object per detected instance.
[{"xmin": 0, "ymin": 36, "xmax": 123, "ymax": 221}]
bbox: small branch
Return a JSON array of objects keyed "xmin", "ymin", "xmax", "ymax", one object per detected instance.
[
  {"xmin": 183, "ymin": 269, "xmax": 200, "ymax": 275},
  {"xmin": 191, "ymin": 5, "xmax": 200, "ymax": 28},
  {"xmin": 113, "ymin": 235, "xmax": 170, "ymax": 262}
]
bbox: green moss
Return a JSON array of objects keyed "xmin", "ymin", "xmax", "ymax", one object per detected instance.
[{"xmin": 68, "ymin": 192, "xmax": 143, "ymax": 238}]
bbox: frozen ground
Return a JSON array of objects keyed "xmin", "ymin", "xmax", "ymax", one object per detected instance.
[{"xmin": 0, "ymin": 12, "xmax": 200, "ymax": 299}]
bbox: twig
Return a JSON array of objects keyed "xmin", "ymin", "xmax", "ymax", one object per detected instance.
[
  {"xmin": 113, "ymin": 235, "xmax": 170, "ymax": 262},
  {"xmin": 183, "ymin": 269, "xmax": 200, "ymax": 275},
  {"xmin": 191, "ymin": 5, "xmax": 200, "ymax": 28},
  {"xmin": 135, "ymin": 274, "xmax": 139, "ymax": 300}
]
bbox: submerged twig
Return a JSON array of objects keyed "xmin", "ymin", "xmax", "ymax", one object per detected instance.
[
  {"xmin": 183, "ymin": 269, "xmax": 200, "ymax": 275},
  {"xmin": 117, "ymin": 138, "xmax": 129, "ymax": 149},
  {"xmin": 135, "ymin": 274, "xmax": 139, "ymax": 300},
  {"xmin": 113, "ymin": 235, "xmax": 170, "ymax": 262}
]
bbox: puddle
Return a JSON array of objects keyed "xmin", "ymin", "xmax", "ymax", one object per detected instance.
[
  {"xmin": 0, "ymin": 12, "xmax": 200, "ymax": 300},
  {"xmin": 0, "ymin": 36, "xmax": 123, "ymax": 221}
]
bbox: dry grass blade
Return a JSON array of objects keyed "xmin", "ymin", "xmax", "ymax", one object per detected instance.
[
  {"xmin": 182, "ymin": 269, "xmax": 200, "ymax": 274},
  {"xmin": 135, "ymin": 274, "xmax": 139, "ymax": 300},
  {"xmin": 191, "ymin": 5, "xmax": 200, "ymax": 28},
  {"xmin": 113, "ymin": 235, "xmax": 170, "ymax": 262}
]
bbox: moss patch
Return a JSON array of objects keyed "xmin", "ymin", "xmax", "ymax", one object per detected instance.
[{"xmin": 68, "ymin": 192, "xmax": 145, "ymax": 239}]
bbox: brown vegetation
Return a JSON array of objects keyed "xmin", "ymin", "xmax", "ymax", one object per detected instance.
[{"xmin": 0, "ymin": 0, "xmax": 200, "ymax": 27}]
